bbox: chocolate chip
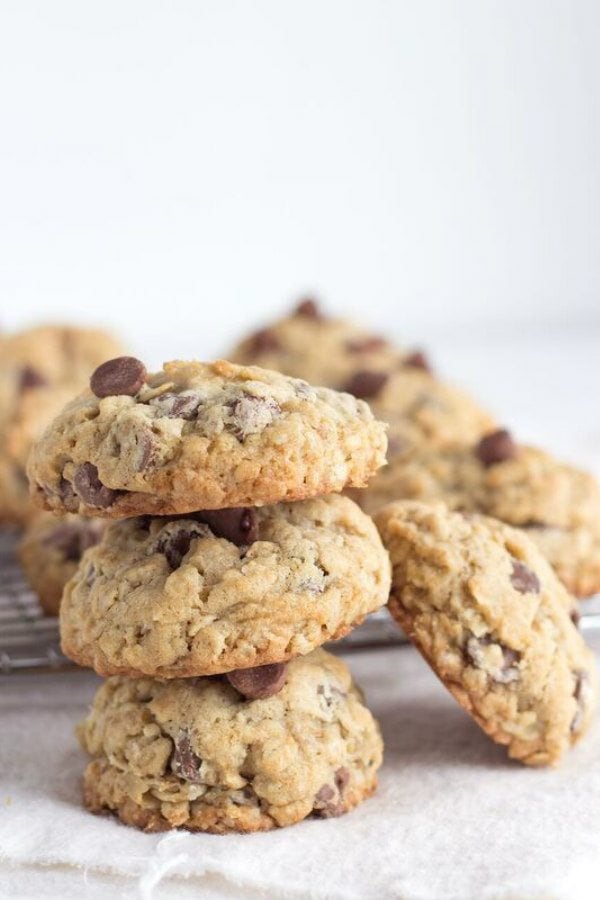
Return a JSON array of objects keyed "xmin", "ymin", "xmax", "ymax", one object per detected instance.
[
  {"xmin": 90, "ymin": 356, "xmax": 147, "ymax": 398},
  {"xmin": 403, "ymin": 350, "xmax": 431, "ymax": 373},
  {"xmin": 170, "ymin": 732, "xmax": 203, "ymax": 783},
  {"xmin": 343, "ymin": 370, "xmax": 389, "ymax": 399},
  {"xmin": 335, "ymin": 767, "xmax": 350, "ymax": 793},
  {"xmin": 19, "ymin": 366, "xmax": 48, "ymax": 391},
  {"xmin": 72, "ymin": 463, "xmax": 120, "ymax": 509},
  {"xmin": 571, "ymin": 671, "xmax": 591, "ymax": 733},
  {"xmin": 571, "ymin": 607, "xmax": 581, "ymax": 629},
  {"xmin": 228, "ymin": 395, "xmax": 281, "ymax": 439},
  {"xmin": 315, "ymin": 784, "xmax": 335, "ymax": 803},
  {"xmin": 43, "ymin": 519, "xmax": 103, "ymax": 562},
  {"xmin": 150, "ymin": 391, "xmax": 202, "ymax": 419},
  {"xmin": 475, "ymin": 429, "xmax": 517, "ymax": 467},
  {"xmin": 196, "ymin": 508, "xmax": 259, "ymax": 546},
  {"xmin": 510, "ymin": 560, "xmax": 541, "ymax": 595},
  {"xmin": 312, "ymin": 783, "xmax": 344, "ymax": 818},
  {"xmin": 226, "ymin": 663, "xmax": 287, "ymax": 700},
  {"xmin": 155, "ymin": 525, "xmax": 205, "ymax": 569},
  {"xmin": 465, "ymin": 636, "xmax": 521, "ymax": 684},
  {"xmin": 249, "ymin": 329, "xmax": 281, "ymax": 355},
  {"xmin": 57, "ymin": 477, "xmax": 76, "ymax": 506},
  {"xmin": 294, "ymin": 298, "xmax": 321, "ymax": 318},
  {"xmin": 346, "ymin": 336, "xmax": 388, "ymax": 354},
  {"xmin": 134, "ymin": 430, "xmax": 156, "ymax": 471}
]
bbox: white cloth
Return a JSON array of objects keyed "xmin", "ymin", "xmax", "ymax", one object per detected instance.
[{"xmin": 2, "ymin": 637, "xmax": 600, "ymax": 900}]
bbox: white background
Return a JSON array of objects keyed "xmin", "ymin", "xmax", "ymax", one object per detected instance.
[{"xmin": 0, "ymin": 1, "xmax": 599, "ymax": 454}]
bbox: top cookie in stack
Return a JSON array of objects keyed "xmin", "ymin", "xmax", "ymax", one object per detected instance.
[
  {"xmin": 27, "ymin": 356, "xmax": 391, "ymax": 679},
  {"xmin": 28, "ymin": 357, "xmax": 386, "ymax": 517}
]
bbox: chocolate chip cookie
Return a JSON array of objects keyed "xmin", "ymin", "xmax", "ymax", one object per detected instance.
[
  {"xmin": 229, "ymin": 300, "xmax": 493, "ymax": 458},
  {"xmin": 229, "ymin": 297, "xmax": 409, "ymax": 389},
  {"xmin": 375, "ymin": 501, "xmax": 597, "ymax": 766},
  {"xmin": 362, "ymin": 429, "xmax": 600, "ymax": 598},
  {"xmin": 360, "ymin": 367, "xmax": 495, "ymax": 462},
  {"xmin": 28, "ymin": 358, "xmax": 387, "ymax": 518},
  {"xmin": 78, "ymin": 648, "xmax": 383, "ymax": 833},
  {"xmin": 60, "ymin": 494, "xmax": 391, "ymax": 676},
  {"xmin": 0, "ymin": 324, "xmax": 123, "ymax": 525},
  {"xmin": 18, "ymin": 513, "xmax": 105, "ymax": 615}
]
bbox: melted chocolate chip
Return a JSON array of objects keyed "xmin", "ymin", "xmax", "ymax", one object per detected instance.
[
  {"xmin": 196, "ymin": 508, "xmax": 259, "ymax": 546},
  {"xmin": 170, "ymin": 732, "xmax": 203, "ymax": 783},
  {"xmin": 345, "ymin": 336, "xmax": 388, "ymax": 354},
  {"xmin": 19, "ymin": 366, "xmax": 48, "ymax": 391},
  {"xmin": 510, "ymin": 560, "xmax": 541, "ymax": 595},
  {"xmin": 403, "ymin": 350, "xmax": 431, "ymax": 373},
  {"xmin": 475, "ymin": 429, "xmax": 517, "ymax": 467},
  {"xmin": 228, "ymin": 395, "xmax": 281, "ymax": 439},
  {"xmin": 335, "ymin": 766, "xmax": 351, "ymax": 793},
  {"xmin": 135, "ymin": 430, "xmax": 156, "ymax": 471},
  {"xmin": 312, "ymin": 783, "xmax": 345, "ymax": 818},
  {"xmin": 150, "ymin": 392, "xmax": 202, "ymax": 419},
  {"xmin": 90, "ymin": 356, "xmax": 147, "ymax": 398},
  {"xmin": 343, "ymin": 370, "xmax": 389, "ymax": 400},
  {"xmin": 44, "ymin": 520, "xmax": 103, "ymax": 562},
  {"xmin": 570, "ymin": 606, "xmax": 581, "ymax": 629},
  {"xmin": 465, "ymin": 635, "xmax": 521, "ymax": 684},
  {"xmin": 294, "ymin": 298, "xmax": 321, "ymax": 318},
  {"xmin": 249, "ymin": 328, "xmax": 281, "ymax": 355},
  {"xmin": 571, "ymin": 671, "xmax": 590, "ymax": 733},
  {"xmin": 156, "ymin": 527, "xmax": 201, "ymax": 569},
  {"xmin": 72, "ymin": 463, "xmax": 120, "ymax": 509},
  {"xmin": 226, "ymin": 662, "xmax": 287, "ymax": 700}
]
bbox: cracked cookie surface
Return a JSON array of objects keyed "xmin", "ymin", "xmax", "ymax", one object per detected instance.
[
  {"xmin": 362, "ymin": 431, "xmax": 600, "ymax": 597},
  {"xmin": 28, "ymin": 359, "xmax": 387, "ymax": 517},
  {"xmin": 0, "ymin": 324, "xmax": 123, "ymax": 525},
  {"xmin": 60, "ymin": 494, "xmax": 391, "ymax": 676},
  {"xmin": 18, "ymin": 513, "xmax": 105, "ymax": 615},
  {"xmin": 79, "ymin": 648, "xmax": 383, "ymax": 833},
  {"xmin": 374, "ymin": 501, "xmax": 597, "ymax": 766}
]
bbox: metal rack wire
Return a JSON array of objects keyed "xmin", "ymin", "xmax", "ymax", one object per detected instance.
[{"xmin": 2, "ymin": 529, "xmax": 600, "ymax": 674}]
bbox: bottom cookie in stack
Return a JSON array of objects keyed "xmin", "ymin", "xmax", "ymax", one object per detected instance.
[{"xmin": 78, "ymin": 649, "xmax": 383, "ymax": 834}]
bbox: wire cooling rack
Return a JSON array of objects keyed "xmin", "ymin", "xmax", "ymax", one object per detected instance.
[{"xmin": 0, "ymin": 529, "xmax": 407, "ymax": 674}]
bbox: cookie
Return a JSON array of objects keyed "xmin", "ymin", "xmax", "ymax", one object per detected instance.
[
  {"xmin": 360, "ymin": 367, "xmax": 494, "ymax": 460},
  {"xmin": 362, "ymin": 429, "xmax": 600, "ymax": 598},
  {"xmin": 60, "ymin": 494, "xmax": 391, "ymax": 676},
  {"xmin": 18, "ymin": 513, "xmax": 105, "ymax": 615},
  {"xmin": 0, "ymin": 324, "xmax": 123, "ymax": 526},
  {"xmin": 375, "ymin": 501, "xmax": 597, "ymax": 766},
  {"xmin": 78, "ymin": 648, "xmax": 383, "ymax": 833},
  {"xmin": 228, "ymin": 297, "xmax": 410, "ymax": 389},
  {"xmin": 28, "ymin": 358, "xmax": 387, "ymax": 518},
  {"xmin": 229, "ymin": 300, "xmax": 493, "ymax": 458}
]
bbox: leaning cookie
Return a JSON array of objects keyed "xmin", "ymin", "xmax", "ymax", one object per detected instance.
[
  {"xmin": 362, "ymin": 428, "xmax": 600, "ymax": 598},
  {"xmin": 60, "ymin": 495, "xmax": 391, "ymax": 676},
  {"xmin": 78, "ymin": 648, "xmax": 383, "ymax": 833},
  {"xmin": 18, "ymin": 513, "xmax": 105, "ymax": 615},
  {"xmin": 28, "ymin": 358, "xmax": 387, "ymax": 518},
  {"xmin": 374, "ymin": 501, "xmax": 597, "ymax": 766}
]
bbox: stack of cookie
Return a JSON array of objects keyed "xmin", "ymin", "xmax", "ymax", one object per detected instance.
[{"xmin": 27, "ymin": 356, "xmax": 391, "ymax": 832}]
